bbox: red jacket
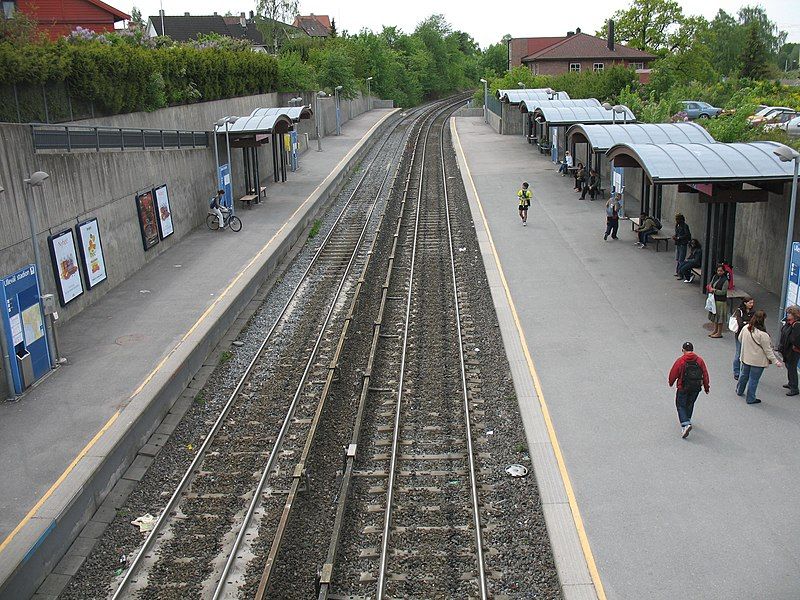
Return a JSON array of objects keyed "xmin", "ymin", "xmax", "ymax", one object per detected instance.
[{"xmin": 668, "ymin": 352, "xmax": 710, "ymax": 393}]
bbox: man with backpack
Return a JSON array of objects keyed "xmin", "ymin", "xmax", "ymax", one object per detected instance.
[
  {"xmin": 635, "ymin": 213, "xmax": 662, "ymax": 249},
  {"xmin": 668, "ymin": 341, "xmax": 710, "ymax": 438}
]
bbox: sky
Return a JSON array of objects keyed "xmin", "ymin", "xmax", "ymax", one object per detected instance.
[{"xmin": 131, "ymin": 0, "xmax": 800, "ymax": 48}]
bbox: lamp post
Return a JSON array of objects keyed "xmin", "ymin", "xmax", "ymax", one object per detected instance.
[
  {"xmin": 613, "ymin": 104, "xmax": 628, "ymax": 124},
  {"xmin": 22, "ymin": 171, "xmax": 57, "ymax": 368},
  {"xmin": 366, "ymin": 76, "xmax": 373, "ymax": 111},
  {"xmin": 479, "ymin": 78, "xmax": 488, "ymax": 124},
  {"xmin": 335, "ymin": 85, "xmax": 343, "ymax": 135},
  {"xmin": 602, "ymin": 102, "xmax": 615, "ymax": 124},
  {"xmin": 776, "ymin": 145, "xmax": 800, "ymax": 320},
  {"xmin": 315, "ymin": 91, "xmax": 327, "ymax": 151},
  {"xmin": 517, "ymin": 81, "xmax": 525, "ymax": 88}
]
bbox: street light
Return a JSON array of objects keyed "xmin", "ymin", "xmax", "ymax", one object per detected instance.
[
  {"xmin": 613, "ymin": 104, "xmax": 628, "ymax": 124},
  {"xmin": 22, "ymin": 171, "xmax": 57, "ymax": 368},
  {"xmin": 517, "ymin": 81, "xmax": 525, "ymax": 88},
  {"xmin": 315, "ymin": 91, "xmax": 327, "ymax": 151},
  {"xmin": 479, "ymin": 78, "xmax": 488, "ymax": 124},
  {"xmin": 776, "ymin": 144, "xmax": 800, "ymax": 319},
  {"xmin": 366, "ymin": 76, "xmax": 373, "ymax": 111},
  {"xmin": 546, "ymin": 87, "xmax": 559, "ymax": 100},
  {"xmin": 215, "ymin": 116, "xmax": 238, "ymax": 209},
  {"xmin": 335, "ymin": 85, "xmax": 343, "ymax": 135}
]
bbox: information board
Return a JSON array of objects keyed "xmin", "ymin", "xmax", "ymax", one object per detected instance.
[
  {"xmin": 786, "ymin": 241, "xmax": 800, "ymax": 313},
  {"xmin": 218, "ymin": 164, "xmax": 233, "ymax": 210}
]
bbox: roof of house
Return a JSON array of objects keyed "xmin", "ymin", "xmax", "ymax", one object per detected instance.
[
  {"xmin": 148, "ymin": 15, "xmax": 303, "ymax": 45},
  {"xmin": 513, "ymin": 36, "xmax": 566, "ymax": 56},
  {"xmin": 522, "ymin": 32, "xmax": 656, "ymax": 62},
  {"xmin": 87, "ymin": 0, "xmax": 130, "ymax": 21},
  {"xmin": 293, "ymin": 14, "xmax": 331, "ymax": 36}
]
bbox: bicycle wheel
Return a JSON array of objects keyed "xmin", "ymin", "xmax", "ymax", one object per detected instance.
[
  {"xmin": 206, "ymin": 214, "xmax": 220, "ymax": 231},
  {"xmin": 228, "ymin": 216, "xmax": 243, "ymax": 232}
]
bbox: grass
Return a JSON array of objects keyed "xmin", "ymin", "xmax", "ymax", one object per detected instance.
[
  {"xmin": 194, "ymin": 391, "xmax": 206, "ymax": 405},
  {"xmin": 514, "ymin": 443, "xmax": 527, "ymax": 453},
  {"xmin": 218, "ymin": 350, "xmax": 232, "ymax": 365},
  {"xmin": 308, "ymin": 219, "xmax": 321, "ymax": 239}
]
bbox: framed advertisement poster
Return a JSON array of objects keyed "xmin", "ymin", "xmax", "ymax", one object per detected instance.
[
  {"xmin": 135, "ymin": 190, "xmax": 160, "ymax": 251},
  {"xmin": 76, "ymin": 218, "xmax": 108, "ymax": 289},
  {"xmin": 48, "ymin": 229, "xmax": 84, "ymax": 306},
  {"xmin": 153, "ymin": 184, "xmax": 174, "ymax": 239}
]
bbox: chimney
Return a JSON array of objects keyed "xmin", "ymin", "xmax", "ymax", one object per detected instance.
[
  {"xmin": 240, "ymin": 11, "xmax": 246, "ymax": 27},
  {"xmin": 184, "ymin": 11, "xmax": 189, "ymax": 16},
  {"xmin": 566, "ymin": 31, "xmax": 574, "ymax": 37},
  {"xmin": 575, "ymin": 27, "xmax": 581, "ymax": 34},
  {"xmin": 213, "ymin": 11, "xmax": 217, "ymax": 15},
  {"xmin": 608, "ymin": 19, "xmax": 615, "ymax": 51}
]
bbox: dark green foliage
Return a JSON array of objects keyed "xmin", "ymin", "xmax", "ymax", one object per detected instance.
[{"xmin": 739, "ymin": 22, "xmax": 772, "ymax": 80}]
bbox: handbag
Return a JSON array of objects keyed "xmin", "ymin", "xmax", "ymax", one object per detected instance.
[
  {"xmin": 728, "ymin": 310, "xmax": 739, "ymax": 333},
  {"xmin": 705, "ymin": 292, "xmax": 716, "ymax": 314}
]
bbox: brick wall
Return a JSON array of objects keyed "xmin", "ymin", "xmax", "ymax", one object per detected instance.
[{"xmin": 528, "ymin": 58, "xmax": 642, "ymax": 76}]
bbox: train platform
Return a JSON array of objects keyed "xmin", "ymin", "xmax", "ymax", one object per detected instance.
[
  {"xmin": 0, "ymin": 108, "xmax": 397, "ymax": 598},
  {"xmin": 452, "ymin": 116, "xmax": 800, "ymax": 600}
]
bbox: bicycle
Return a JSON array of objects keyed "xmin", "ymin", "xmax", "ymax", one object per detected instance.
[{"xmin": 206, "ymin": 207, "xmax": 242, "ymax": 232}]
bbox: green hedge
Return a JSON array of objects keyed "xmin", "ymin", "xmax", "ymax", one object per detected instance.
[{"xmin": 0, "ymin": 38, "xmax": 278, "ymax": 116}]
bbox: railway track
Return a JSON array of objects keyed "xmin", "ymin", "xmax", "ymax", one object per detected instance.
[{"xmin": 108, "ymin": 99, "xmax": 460, "ymax": 600}]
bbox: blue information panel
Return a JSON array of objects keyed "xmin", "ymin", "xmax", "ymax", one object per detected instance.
[
  {"xmin": 786, "ymin": 241, "xmax": 800, "ymax": 314},
  {"xmin": 218, "ymin": 164, "xmax": 233, "ymax": 211},
  {"xmin": 1, "ymin": 265, "xmax": 51, "ymax": 393}
]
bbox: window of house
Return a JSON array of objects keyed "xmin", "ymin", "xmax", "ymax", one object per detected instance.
[
  {"xmin": 569, "ymin": 63, "xmax": 581, "ymax": 73},
  {"xmin": 629, "ymin": 62, "xmax": 644, "ymax": 70},
  {"xmin": 1, "ymin": 0, "xmax": 15, "ymax": 18},
  {"xmin": 593, "ymin": 63, "xmax": 604, "ymax": 72}
]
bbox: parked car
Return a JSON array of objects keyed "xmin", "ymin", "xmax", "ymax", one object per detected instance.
[
  {"xmin": 785, "ymin": 115, "xmax": 800, "ymax": 137},
  {"xmin": 681, "ymin": 101, "xmax": 722, "ymax": 119},
  {"xmin": 748, "ymin": 106, "xmax": 798, "ymax": 126}
]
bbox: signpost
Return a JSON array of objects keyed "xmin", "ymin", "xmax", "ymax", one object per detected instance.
[
  {"xmin": 786, "ymin": 241, "xmax": 800, "ymax": 315},
  {"xmin": 218, "ymin": 164, "xmax": 233, "ymax": 211}
]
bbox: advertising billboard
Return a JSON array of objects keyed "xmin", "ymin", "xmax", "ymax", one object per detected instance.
[
  {"xmin": 48, "ymin": 228, "xmax": 84, "ymax": 306},
  {"xmin": 76, "ymin": 218, "xmax": 108, "ymax": 289},
  {"xmin": 153, "ymin": 184, "xmax": 174, "ymax": 239},
  {"xmin": 135, "ymin": 190, "xmax": 160, "ymax": 251}
]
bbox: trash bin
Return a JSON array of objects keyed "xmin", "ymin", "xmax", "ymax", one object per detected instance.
[{"xmin": 16, "ymin": 348, "xmax": 33, "ymax": 390}]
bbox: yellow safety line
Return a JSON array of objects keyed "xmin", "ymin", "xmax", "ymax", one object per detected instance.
[
  {"xmin": 451, "ymin": 123, "xmax": 607, "ymax": 600},
  {"xmin": 0, "ymin": 113, "xmax": 393, "ymax": 556}
]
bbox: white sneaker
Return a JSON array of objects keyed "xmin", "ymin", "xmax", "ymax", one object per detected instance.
[
  {"xmin": 681, "ymin": 424, "xmax": 692, "ymax": 439},
  {"xmin": 523, "ymin": 221, "xmax": 527, "ymax": 226}
]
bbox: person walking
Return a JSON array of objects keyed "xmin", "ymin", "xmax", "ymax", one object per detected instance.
[
  {"xmin": 731, "ymin": 296, "xmax": 755, "ymax": 380},
  {"xmin": 672, "ymin": 214, "xmax": 691, "ymax": 276},
  {"xmin": 707, "ymin": 264, "xmax": 729, "ymax": 338},
  {"xmin": 558, "ymin": 150, "xmax": 573, "ymax": 176},
  {"xmin": 737, "ymin": 310, "xmax": 783, "ymax": 404},
  {"xmin": 677, "ymin": 239, "xmax": 702, "ymax": 282},
  {"xmin": 603, "ymin": 194, "xmax": 621, "ymax": 241},
  {"xmin": 517, "ymin": 182, "xmax": 532, "ymax": 226},
  {"xmin": 778, "ymin": 305, "xmax": 800, "ymax": 396},
  {"xmin": 574, "ymin": 163, "xmax": 586, "ymax": 192},
  {"xmin": 668, "ymin": 341, "xmax": 710, "ymax": 439},
  {"xmin": 580, "ymin": 169, "xmax": 599, "ymax": 200}
]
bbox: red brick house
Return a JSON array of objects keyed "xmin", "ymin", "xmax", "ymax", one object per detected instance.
[
  {"xmin": 292, "ymin": 13, "xmax": 331, "ymax": 37},
  {"xmin": 8, "ymin": 0, "xmax": 129, "ymax": 39},
  {"xmin": 509, "ymin": 24, "xmax": 655, "ymax": 77}
]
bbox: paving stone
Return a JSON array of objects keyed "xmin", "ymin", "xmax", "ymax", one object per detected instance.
[
  {"xmin": 104, "ymin": 478, "xmax": 137, "ymax": 508},
  {"xmin": 53, "ymin": 552, "xmax": 87, "ymax": 576},
  {"xmin": 68, "ymin": 536, "xmax": 100, "ymax": 557},
  {"xmin": 147, "ymin": 433, "xmax": 170, "ymax": 447},
  {"xmin": 92, "ymin": 504, "xmax": 117, "ymax": 523},
  {"xmin": 138, "ymin": 443, "xmax": 161, "ymax": 457},
  {"xmin": 79, "ymin": 520, "xmax": 108, "ymax": 539},
  {"xmin": 37, "ymin": 573, "xmax": 71, "ymax": 595}
]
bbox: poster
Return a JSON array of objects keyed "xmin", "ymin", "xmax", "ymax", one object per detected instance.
[
  {"xmin": 48, "ymin": 228, "xmax": 84, "ymax": 306},
  {"xmin": 135, "ymin": 190, "xmax": 160, "ymax": 251},
  {"xmin": 76, "ymin": 218, "xmax": 108, "ymax": 289},
  {"xmin": 153, "ymin": 184, "xmax": 174, "ymax": 239},
  {"xmin": 10, "ymin": 313, "xmax": 22, "ymax": 345},
  {"xmin": 786, "ymin": 242, "xmax": 800, "ymax": 314},
  {"xmin": 22, "ymin": 304, "xmax": 44, "ymax": 342}
]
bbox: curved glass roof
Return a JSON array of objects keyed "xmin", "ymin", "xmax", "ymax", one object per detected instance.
[
  {"xmin": 497, "ymin": 89, "xmax": 571, "ymax": 103},
  {"xmin": 520, "ymin": 98, "xmax": 601, "ymax": 112},
  {"xmin": 250, "ymin": 106, "xmax": 313, "ymax": 121},
  {"xmin": 221, "ymin": 114, "xmax": 294, "ymax": 135},
  {"xmin": 533, "ymin": 105, "xmax": 636, "ymax": 125},
  {"xmin": 606, "ymin": 142, "xmax": 796, "ymax": 183},
  {"xmin": 568, "ymin": 122, "xmax": 715, "ymax": 152}
]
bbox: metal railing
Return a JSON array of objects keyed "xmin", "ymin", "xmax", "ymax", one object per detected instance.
[{"xmin": 30, "ymin": 124, "xmax": 210, "ymax": 152}]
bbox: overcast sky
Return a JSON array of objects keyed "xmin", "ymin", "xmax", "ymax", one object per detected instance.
[{"xmin": 133, "ymin": 0, "xmax": 800, "ymax": 47}]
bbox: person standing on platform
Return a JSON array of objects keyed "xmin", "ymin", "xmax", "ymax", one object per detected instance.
[
  {"xmin": 778, "ymin": 305, "xmax": 800, "ymax": 396},
  {"xmin": 737, "ymin": 310, "xmax": 782, "ymax": 404},
  {"xmin": 668, "ymin": 341, "xmax": 710, "ymax": 439},
  {"xmin": 517, "ymin": 182, "xmax": 532, "ymax": 227},
  {"xmin": 731, "ymin": 296, "xmax": 755, "ymax": 380},
  {"xmin": 603, "ymin": 194, "xmax": 621, "ymax": 240},
  {"xmin": 672, "ymin": 214, "xmax": 692, "ymax": 276},
  {"xmin": 707, "ymin": 264, "xmax": 729, "ymax": 338}
]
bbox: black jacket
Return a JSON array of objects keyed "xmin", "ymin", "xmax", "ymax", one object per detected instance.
[
  {"xmin": 779, "ymin": 320, "xmax": 800, "ymax": 354},
  {"xmin": 734, "ymin": 307, "xmax": 755, "ymax": 339},
  {"xmin": 674, "ymin": 222, "xmax": 691, "ymax": 246}
]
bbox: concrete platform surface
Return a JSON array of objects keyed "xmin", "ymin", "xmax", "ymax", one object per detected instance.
[
  {"xmin": 454, "ymin": 116, "xmax": 800, "ymax": 600},
  {"xmin": 0, "ymin": 108, "xmax": 395, "ymax": 595}
]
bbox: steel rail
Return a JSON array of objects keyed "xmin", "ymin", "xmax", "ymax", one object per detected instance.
[
  {"xmin": 439, "ymin": 103, "xmax": 489, "ymax": 599},
  {"xmin": 254, "ymin": 99, "xmax": 462, "ymax": 599},
  {"xmin": 110, "ymin": 107, "xmax": 417, "ymax": 600},
  {"xmin": 315, "ymin": 96, "xmax": 469, "ymax": 600}
]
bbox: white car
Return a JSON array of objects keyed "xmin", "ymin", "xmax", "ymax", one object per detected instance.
[
  {"xmin": 749, "ymin": 106, "xmax": 797, "ymax": 126},
  {"xmin": 786, "ymin": 115, "xmax": 800, "ymax": 138}
]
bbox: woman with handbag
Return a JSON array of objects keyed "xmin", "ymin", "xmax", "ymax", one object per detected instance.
[
  {"xmin": 730, "ymin": 296, "xmax": 755, "ymax": 380},
  {"xmin": 737, "ymin": 310, "xmax": 783, "ymax": 404},
  {"xmin": 707, "ymin": 264, "xmax": 729, "ymax": 338}
]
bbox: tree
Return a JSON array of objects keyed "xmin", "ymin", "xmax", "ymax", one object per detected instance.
[
  {"xmin": 130, "ymin": 6, "xmax": 145, "ymax": 29},
  {"xmin": 738, "ymin": 6, "xmax": 786, "ymax": 56},
  {"xmin": 256, "ymin": 0, "xmax": 299, "ymax": 53},
  {"xmin": 703, "ymin": 10, "xmax": 742, "ymax": 76},
  {"xmin": 777, "ymin": 42, "xmax": 799, "ymax": 72},
  {"xmin": 601, "ymin": 0, "xmax": 684, "ymax": 52},
  {"xmin": 480, "ymin": 41, "xmax": 508, "ymax": 76},
  {"xmin": 329, "ymin": 18, "xmax": 337, "ymax": 38},
  {"xmin": 740, "ymin": 21, "xmax": 771, "ymax": 80}
]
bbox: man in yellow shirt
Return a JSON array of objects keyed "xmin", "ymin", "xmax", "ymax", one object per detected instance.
[{"xmin": 517, "ymin": 182, "xmax": 532, "ymax": 226}]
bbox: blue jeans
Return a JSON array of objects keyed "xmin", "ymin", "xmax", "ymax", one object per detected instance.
[
  {"xmin": 638, "ymin": 227, "xmax": 658, "ymax": 245},
  {"xmin": 736, "ymin": 363, "xmax": 765, "ymax": 403},
  {"xmin": 678, "ymin": 259, "xmax": 700, "ymax": 279},
  {"xmin": 733, "ymin": 336, "xmax": 741, "ymax": 377},
  {"xmin": 675, "ymin": 243, "xmax": 688, "ymax": 272},
  {"xmin": 675, "ymin": 389, "xmax": 700, "ymax": 426}
]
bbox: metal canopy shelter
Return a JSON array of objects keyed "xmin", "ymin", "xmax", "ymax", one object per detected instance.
[
  {"xmin": 219, "ymin": 113, "xmax": 294, "ymax": 196},
  {"xmin": 496, "ymin": 89, "xmax": 571, "ymax": 104},
  {"xmin": 521, "ymin": 99, "xmax": 602, "ymax": 142},
  {"xmin": 250, "ymin": 106, "xmax": 314, "ymax": 122},
  {"xmin": 533, "ymin": 105, "xmax": 636, "ymax": 126},
  {"xmin": 607, "ymin": 141, "xmax": 795, "ymax": 289},
  {"xmin": 567, "ymin": 122, "xmax": 715, "ymax": 197}
]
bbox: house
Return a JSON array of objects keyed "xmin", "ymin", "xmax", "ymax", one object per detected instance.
[
  {"xmin": 509, "ymin": 22, "xmax": 655, "ymax": 77},
  {"xmin": 5, "ymin": 0, "xmax": 129, "ymax": 39},
  {"xmin": 292, "ymin": 13, "xmax": 331, "ymax": 37},
  {"xmin": 147, "ymin": 12, "xmax": 306, "ymax": 51}
]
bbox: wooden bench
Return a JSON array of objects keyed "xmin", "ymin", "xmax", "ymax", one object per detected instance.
[
  {"xmin": 538, "ymin": 141, "xmax": 552, "ymax": 154},
  {"xmin": 240, "ymin": 193, "xmax": 258, "ymax": 208},
  {"xmin": 649, "ymin": 234, "xmax": 670, "ymax": 252},
  {"xmin": 629, "ymin": 216, "xmax": 641, "ymax": 231}
]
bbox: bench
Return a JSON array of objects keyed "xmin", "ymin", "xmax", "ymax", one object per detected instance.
[
  {"xmin": 538, "ymin": 141, "xmax": 552, "ymax": 154},
  {"xmin": 240, "ymin": 193, "xmax": 258, "ymax": 208},
  {"xmin": 629, "ymin": 216, "xmax": 641, "ymax": 231},
  {"xmin": 649, "ymin": 234, "xmax": 670, "ymax": 252},
  {"xmin": 527, "ymin": 135, "xmax": 538, "ymax": 145}
]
